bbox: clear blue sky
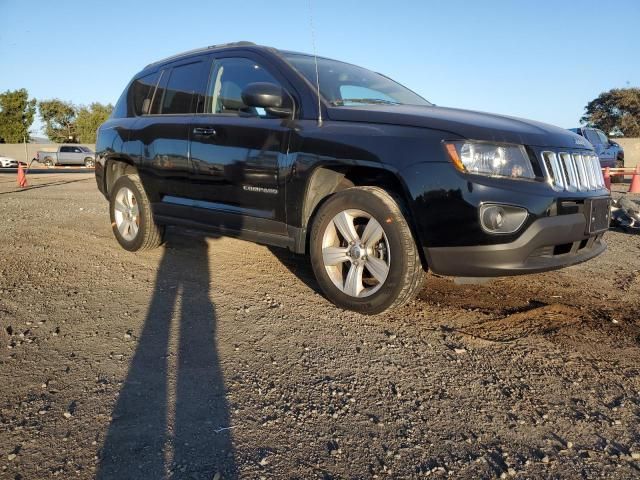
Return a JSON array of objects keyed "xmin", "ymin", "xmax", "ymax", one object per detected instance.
[{"xmin": 1, "ymin": 0, "xmax": 638, "ymax": 137}]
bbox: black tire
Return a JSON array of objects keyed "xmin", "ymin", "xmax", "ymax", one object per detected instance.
[
  {"xmin": 309, "ymin": 186, "xmax": 425, "ymax": 314},
  {"xmin": 109, "ymin": 174, "xmax": 164, "ymax": 251},
  {"xmin": 44, "ymin": 158, "xmax": 54, "ymax": 167},
  {"xmin": 84, "ymin": 157, "xmax": 95, "ymax": 168}
]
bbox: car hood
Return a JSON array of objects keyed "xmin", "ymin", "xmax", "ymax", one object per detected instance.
[{"xmin": 326, "ymin": 104, "xmax": 590, "ymax": 149}]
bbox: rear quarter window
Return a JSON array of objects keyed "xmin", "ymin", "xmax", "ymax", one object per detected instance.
[{"xmin": 128, "ymin": 71, "xmax": 161, "ymax": 116}]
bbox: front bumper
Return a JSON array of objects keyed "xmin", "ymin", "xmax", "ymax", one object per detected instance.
[{"xmin": 426, "ymin": 213, "xmax": 607, "ymax": 277}]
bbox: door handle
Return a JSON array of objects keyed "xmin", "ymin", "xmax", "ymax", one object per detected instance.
[{"xmin": 193, "ymin": 127, "xmax": 217, "ymax": 137}]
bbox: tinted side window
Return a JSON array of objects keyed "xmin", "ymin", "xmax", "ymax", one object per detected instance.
[
  {"xmin": 161, "ymin": 62, "xmax": 207, "ymax": 115},
  {"xmin": 60, "ymin": 146, "xmax": 70, "ymax": 152},
  {"xmin": 207, "ymin": 57, "xmax": 281, "ymax": 116},
  {"xmin": 149, "ymin": 70, "xmax": 167, "ymax": 114},
  {"xmin": 130, "ymin": 71, "xmax": 161, "ymax": 116}
]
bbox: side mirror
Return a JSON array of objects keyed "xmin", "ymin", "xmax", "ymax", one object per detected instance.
[{"xmin": 241, "ymin": 82, "xmax": 293, "ymax": 118}]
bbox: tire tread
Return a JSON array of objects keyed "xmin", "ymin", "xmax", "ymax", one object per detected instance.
[
  {"xmin": 310, "ymin": 186, "xmax": 425, "ymax": 314},
  {"xmin": 358, "ymin": 186, "xmax": 425, "ymax": 311},
  {"xmin": 111, "ymin": 174, "xmax": 164, "ymax": 251}
]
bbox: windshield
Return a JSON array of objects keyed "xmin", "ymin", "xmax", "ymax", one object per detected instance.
[
  {"xmin": 79, "ymin": 146, "xmax": 93, "ymax": 152},
  {"xmin": 284, "ymin": 53, "xmax": 432, "ymax": 107}
]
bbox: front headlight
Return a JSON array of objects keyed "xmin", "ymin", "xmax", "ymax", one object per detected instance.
[{"xmin": 444, "ymin": 141, "xmax": 535, "ymax": 179}]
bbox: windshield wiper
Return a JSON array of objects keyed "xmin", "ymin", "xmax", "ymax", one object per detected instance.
[{"xmin": 332, "ymin": 98, "xmax": 401, "ymax": 106}]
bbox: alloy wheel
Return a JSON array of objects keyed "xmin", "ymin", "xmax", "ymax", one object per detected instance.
[
  {"xmin": 113, "ymin": 187, "xmax": 140, "ymax": 241},
  {"xmin": 321, "ymin": 209, "xmax": 390, "ymax": 298}
]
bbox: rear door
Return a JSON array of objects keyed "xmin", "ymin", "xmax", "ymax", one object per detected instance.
[
  {"xmin": 131, "ymin": 59, "xmax": 209, "ymax": 204},
  {"xmin": 69, "ymin": 146, "xmax": 85, "ymax": 164},
  {"xmin": 58, "ymin": 146, "xmax": 74, "ymax": 164},
  {"xmin": 186, "ymin": 54, "xmax": 292, "ymax": 235}
]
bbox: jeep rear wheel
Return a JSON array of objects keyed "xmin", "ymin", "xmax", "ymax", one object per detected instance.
[
  {"xmin": 109, "ymin": 175, "xmax": 164, "ymax": 251},
  {"xmin": 310, "ymin": 187, "xmax": 424, "ymax": 314}
]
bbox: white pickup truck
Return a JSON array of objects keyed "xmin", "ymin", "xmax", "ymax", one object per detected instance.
[{"xmin": 37, "ymin": 145, "xmax": 96, "ymax": 167}]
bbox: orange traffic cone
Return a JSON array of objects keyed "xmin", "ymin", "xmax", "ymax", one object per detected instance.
[
  {"xmin": 604, "ymin": 167, "xmax": 611, "ymax": 190},
  {"xmin": 629, "ymin": 165, "xmax": 640, "ymax": 194},
  {"xmin": 17, "ymin": 163, "xmax": 27, "ymax": 188}
]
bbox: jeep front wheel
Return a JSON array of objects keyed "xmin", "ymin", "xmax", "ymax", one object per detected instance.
[{"xmin": 310, "ymin": 186, "xmax": 424, "ymax": 314}]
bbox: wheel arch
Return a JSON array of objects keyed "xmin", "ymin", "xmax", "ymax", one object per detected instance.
[
  {"xmin": 300, "ymin": 163, "xmax": 427, "ymax": 269},
  {"xmin": 104, "ymin": 157, "xmax": 138, "ymax": 198}
]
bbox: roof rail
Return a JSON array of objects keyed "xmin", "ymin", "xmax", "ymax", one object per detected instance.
[
  {"xmin": 145, "ymin": 41, "xmax": 258, "ymax": 68},
  {"xmin": 207, "ymin": 41, "xmax": 256, "ymax": 49}
]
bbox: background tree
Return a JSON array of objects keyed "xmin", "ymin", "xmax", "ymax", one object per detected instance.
[
  {"xmin": 39, "ymin": 99, "xmax": 78, "ymax": 143},
  {"xmin": 76, "ymin": 102, "xmax": 113, "ymax": 143},
  {"xmin": 581, "ymin": 88, "xmax": 640, "ymax": 137},
  {"xmin": 0, "ymin": 89, "xmax": 37, "ymax": 143}
]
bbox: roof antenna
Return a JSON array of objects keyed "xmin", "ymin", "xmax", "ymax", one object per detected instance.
[{"xmin": 307, "ymin": 0, "xmax": 322, "ymax": 125}]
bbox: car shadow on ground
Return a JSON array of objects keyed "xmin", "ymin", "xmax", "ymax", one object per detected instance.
[
  {"xmin": 266, "ymin": 246, "xmax": 324, "ymax": 295},
  {"xmin": 97, "ymin": 234, "xmax": 237, "ymax": 480}
]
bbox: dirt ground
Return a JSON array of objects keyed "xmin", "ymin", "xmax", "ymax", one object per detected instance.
[{"xmin": 1, "ymin": 172, "xmax": 639, "ymax": 479}]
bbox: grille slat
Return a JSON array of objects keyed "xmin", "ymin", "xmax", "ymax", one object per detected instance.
[
  {"xmin": 583, "ymin": 154, "xmax": 595, "ymax": 190},
  {"xmin": 560, "ymin": 153, "xmax": 578, "ymax": 191},
  {"xmin": 542, "ymin": 151, "xmax": 603, "ymax": 192},
  {"xmin": 575, "ymin": 154, "xmax": 588, "ymax": 191},
  {"xmin": 586, "ymin": 155, "xmax": 598, "ymax": 189}
]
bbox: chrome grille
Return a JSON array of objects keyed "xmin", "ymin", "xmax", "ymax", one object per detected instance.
[{"xmin": 541, "ymin": 151, "xmax": 604, "ymax": 191}]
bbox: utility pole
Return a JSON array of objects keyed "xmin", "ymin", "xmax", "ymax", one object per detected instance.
[
  {"xmin": 23, "ymin": 133, "xmax": 28, "ymax": 164},
  {"xmin": 24, "ymin": 130, "xmax": 35, "ymax": 172}
]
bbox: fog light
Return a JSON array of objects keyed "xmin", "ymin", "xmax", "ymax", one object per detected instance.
[
  {"xmin": 480, "ymin": 204, "xmax": 528, "ymax": 234},
  {"xmin": 483, "ymin": 206, "xmax": 505, "ymax": 230}
]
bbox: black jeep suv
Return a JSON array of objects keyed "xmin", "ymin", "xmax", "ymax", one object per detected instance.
[{"xmin": 95, "ymin": 41, "xmax": 610, "ymax": 314}]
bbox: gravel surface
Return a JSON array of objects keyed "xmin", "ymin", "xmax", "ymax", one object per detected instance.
[{"xmin": 1, "ymin": 173, "xmax": 639, "ymax": 479}]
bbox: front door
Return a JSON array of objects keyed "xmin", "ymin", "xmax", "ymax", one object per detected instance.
[{"xmin": 188, "ymin": 56, "xmax": 292, "ymax": 235}]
